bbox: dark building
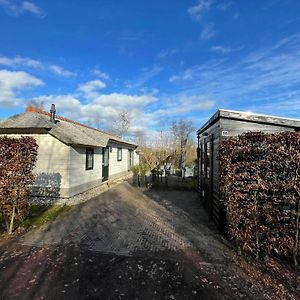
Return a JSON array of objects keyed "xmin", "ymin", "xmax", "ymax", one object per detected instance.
[{"xmin": 197, "ymin": 109, "xmax": 300, "ymax": 232}]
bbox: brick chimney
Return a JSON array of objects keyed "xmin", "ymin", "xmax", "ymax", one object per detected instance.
[
  {"xmin": 50, "ymin": 104, "xmax": 56, "ymax": 123},
  {"xmin": 26, "ymin": 106, "xmax": 43, "ymax": 113}
]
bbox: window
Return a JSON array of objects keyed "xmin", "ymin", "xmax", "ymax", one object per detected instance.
[
  {"xmin": 117, "ymin": 147, "xmax": 122, "ymax": 161},
  {"xmin": 205, "ymin": 141, "xmax": 211, "ymax": 178},
  {"xmin": 200, "ymin": 143, "xmax": 204, "ymax": 175},
  {"xmin": 86, "ymin": 148, "xmax": 94, "ymax": 170}
]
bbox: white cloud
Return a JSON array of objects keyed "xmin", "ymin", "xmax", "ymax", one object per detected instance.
[
  {"xmin": 0, "ymin": 69, "xmax": 43, "ymax": 106},
  {"xmin": 93, "ymin": 69, "xmax": 110, "ymax": 80},
  {"xmin": 169, "ymin": 69, "xmax": 194, "ymax": 83},
  {"xmin": 48, "ymin": 65, "xmax": 75, "ymax": 78},
  {"xmin": 164, "ymin": 33, "xmax": 300, "ymax": 117},
  {"xmin": 211, "ymin": 45, "xmax": 232, "ymax": 54},
  {"xmin": 78, "ymin": 79, "xmax": 106, "ymax": 98},
  {"xmin": 168, "ymin": 75, "xmax": 180, "ymax": 83},
  {"xmin": 200, "ymin": 23, "xmax": 216, "ymax": 40},
  {"xmin": 92, "ymin": 93, "xmax": 154, "ymax": 108},
  {"xmin": 156, "ymin": 49, "xmax": 178, "ymax": 60},
  {"xmin": 34, "ymin": 90, "xmax": 157, "ymax": 132},
  {"xmin": 21, "ymin": 1, "xmax": 44, "ymax": 16},
  {"xmin": 0, "ymin": 55, "xmax": 42, "ymax": 68},
  {"xmin": 34, "ymin": 94, "xmax": 82, "ymax": 114},
  {"xmin": 0, "ymin": 55, "xmax": 75, "ymax": 77},
  {"xmin": 0, "ymin": 0, "xmax": 44, "ymax": 17},
  {"xmin": 183, "ymin": 69, "xmax": 193, "ymax": 80},
  {"xmin": 187, "ymin": 0, "xmax": 213, "ymax": 22},
  {"xmin": 154, "ymin": 95, "xmax": 215, "ymax": 117},
  {"xmin": 124, "ymin": 64, "xmax": 163, "ymax": 91}
]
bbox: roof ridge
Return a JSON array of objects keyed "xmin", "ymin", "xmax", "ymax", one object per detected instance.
[{"xmin": 25, "ymin": 106, "xmax": 121, "ymax": 139}]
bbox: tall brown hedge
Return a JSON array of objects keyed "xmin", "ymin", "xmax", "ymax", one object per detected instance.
[
  {"xmin": 0, "ymin": 136, "xmax": 38, "ymax": 234},
  {"xmin": 220, "ymin": 132, "xmax": 300, "ymax": 265}
]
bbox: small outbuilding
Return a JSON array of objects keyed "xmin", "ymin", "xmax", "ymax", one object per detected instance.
[
  {"xmin": 197, "ymin": 109, "xmax": 300, "ymax": 231},
  {"xmin": 0, "ymin": 105, "xmax": 139, "ymax": 198}
]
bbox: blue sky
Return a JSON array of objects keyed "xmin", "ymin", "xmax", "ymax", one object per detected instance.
[{"xmin": 0, "ymin": 0, "xmax": 300, "ymax": 134}]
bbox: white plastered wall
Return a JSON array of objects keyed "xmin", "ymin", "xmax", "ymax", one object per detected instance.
[
  {"xmin": 134, "ymin": 150, "xmax": 140, "ymax": 165},
  {"xmin": 0, "ymin": 133, "xmax": 70, "ymax": 197},
  {"xmin": 68, "ymin": 147, "xmax": 103, "ymax": 196},
  {"xmin": 107, "ymin": 142, "xmax": 137, "ymax": 179}
]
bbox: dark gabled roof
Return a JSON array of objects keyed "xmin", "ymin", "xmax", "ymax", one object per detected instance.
[
  {"xmin": 0, "ymin": 108, "xmax": 136, "ymax": 148},
  {"xmin": 197, "ymin": 109, "xmax": 300, "ymax": 135}
]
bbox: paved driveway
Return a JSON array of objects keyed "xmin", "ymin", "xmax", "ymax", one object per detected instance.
[
  {"xmin": 20, "ymin": 182, "xmax": 225, "ymax": 261},
  {"xmin": 0, "ymin": 182, "xmax": 288, "ymax": 300}
]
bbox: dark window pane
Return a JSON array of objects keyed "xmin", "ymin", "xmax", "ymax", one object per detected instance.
[
  {"xmin": 206, "ymin": 141, "xmax": 211, "ymax": 178},
  {"xmin": 86, "ymin": 148, "xmax": 94, "ymax": 170}
]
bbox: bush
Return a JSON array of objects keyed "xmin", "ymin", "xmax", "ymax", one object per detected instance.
[
  {"xmin": 0, "ymin": 136, "xmax": 38, "ymax": 234},
  {"xmin": 131, "ymin": 164, "xmax": 140, "ymax": 176},
  {"xmin": 220, "ymin": 132, "xmax": 300, "ymax": 265},
  {"xmin": 139, "ymin": 163, "xmax": 149, "ymax": 176},
  {"xmin": 130, "ymin": 164, "xmax": 150, "ymax": 187}
]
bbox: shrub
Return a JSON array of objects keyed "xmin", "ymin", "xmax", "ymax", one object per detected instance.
[
  {"xmin": 139, "ymin": 163, "xmax": 149, "ymax": 176},
  {"xmin": 131, "ymin": 164, "xmax": 140, "ymax": 176},
  {"xmin": 220, "ymin": 132, "xmax": 300, "ymax": 265},
  {"xmin": 0, "ymin": 136, "xmax": 38, "ymax": 234}
]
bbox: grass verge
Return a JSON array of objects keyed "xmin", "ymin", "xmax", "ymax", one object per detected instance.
[{"xmin": 20, "ymin": 204, "xmax": 72, "ymax": 229}]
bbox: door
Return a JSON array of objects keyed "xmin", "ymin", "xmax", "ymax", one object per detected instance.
[
  {"xmin": 204, "ymin": 136, "xmax": 213, "ymax": 219},
  {"xmin": 128, "ymin": 149, "xmax": 133, "ymax": 170},
  {"xmin": 102, "ymin": 146, "xmax": 109, "ymax": 181}
]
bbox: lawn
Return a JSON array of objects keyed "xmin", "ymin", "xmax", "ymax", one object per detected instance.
[{"xmin": 0, "ymin": 204, "xmax": 72, "ymax": 235}]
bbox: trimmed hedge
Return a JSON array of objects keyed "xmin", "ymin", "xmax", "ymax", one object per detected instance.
[
  {"xmin": 220, "ymin": 132, "xmax": 300, "ymax": 265},
  {"xmin": 0, "ymin": 136, "xmax": 38, "ymax": 234}
]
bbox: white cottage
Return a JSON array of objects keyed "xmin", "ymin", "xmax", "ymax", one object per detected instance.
[{"xmin": 0, "ymin": 104, "xmax": 139, "ymax": 198}]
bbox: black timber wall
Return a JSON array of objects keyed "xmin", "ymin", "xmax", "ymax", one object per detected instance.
[{"xmin": 198, "ymin": 117, "xmax": 298, "ymax": 233}]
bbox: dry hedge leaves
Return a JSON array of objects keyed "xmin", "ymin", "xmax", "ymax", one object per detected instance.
[
  {"xmin": 220, "ymin": 132, "xmax": 300, "ymax": 266},
  {"xmin": 0, "ymin": 136, "xmax": 38, "ymax": 234}
]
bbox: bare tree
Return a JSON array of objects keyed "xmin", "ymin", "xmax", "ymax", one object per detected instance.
[
  {"xmin": 133, "ymin": 130, "xmax": 146, "ymax": 147},
  {"xmin": 112, "ymin": 111, "xmax": 131, "ymax": 139},
  {"xmin": 171, "ymin": 119, "xmax": 195, "ymax": 178}
]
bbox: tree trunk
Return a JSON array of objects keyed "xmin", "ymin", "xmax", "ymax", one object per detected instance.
[{"xmin": 8, "ymin": 203, "xmax": 16, "ymax": 235}]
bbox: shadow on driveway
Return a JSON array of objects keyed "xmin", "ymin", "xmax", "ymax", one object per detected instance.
[{"xmin": 0, "ymin": 182, "xmax": 278, "ymax": 299}]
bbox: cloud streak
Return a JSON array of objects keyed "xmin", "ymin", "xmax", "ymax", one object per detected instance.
[
  {"xmin": 187, "ymin": 0, "xmax": 213, "ymax": 22},
  {"xmin": 168, "ymin": 33, "xmax": 300, "ymax": 117},
  {"xmin": 0, "ymin": 55, "xmax": 76, "ymax": 77},
  {"xmin": 210, "ymin": 45, "xmax": 232, "ymax": 54},
  {"xmin": 200, "ymin": 23, "xmax": 216, "ymax": 40},
  {"xmin": 0, "ymin": 0, "xmax": 45, "ymax": 17}
]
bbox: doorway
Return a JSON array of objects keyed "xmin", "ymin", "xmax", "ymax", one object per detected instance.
[
  {"xmin": 102, "ymin": 146, "xmax": 109, "ymax": 181},
  {"xmin": 128, "ymin": 149, "xmax": 133, "ymax": 170}
]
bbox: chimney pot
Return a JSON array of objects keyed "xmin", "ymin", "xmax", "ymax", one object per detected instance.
[{"xmin": 50, "ymin": 104, "xmax": 56, "ymax": 123}]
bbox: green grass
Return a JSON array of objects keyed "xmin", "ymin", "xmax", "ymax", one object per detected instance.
[
  {"xmin": 153, "ymin": 176, "xmax": 197, "ymax": 190},
  {"xmin": 20, "ymin": 204, "xmax": 72, "ymax": 229}
]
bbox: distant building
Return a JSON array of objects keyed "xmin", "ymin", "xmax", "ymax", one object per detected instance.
[
  {"xmin": 197, "ymin": 109, "xmax": 300, "ymax": 231},
  {"xmin": 0, "ymin": 104, "xmax": 139, "ymax": 198}
]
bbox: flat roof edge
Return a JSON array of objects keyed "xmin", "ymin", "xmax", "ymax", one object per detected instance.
[
  {"xmin": 219, "ymin": 109, "xmax": 300, "ymax": 122},
  {"xmin": 197, "ymin": 109, "xmax": 300, "ymax": 135}
]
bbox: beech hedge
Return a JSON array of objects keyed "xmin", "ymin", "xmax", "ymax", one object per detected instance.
[
  {"xmin": 0, "ymin": 136, "xmax": 38, "ymax": 234},
  {"xmin": 220, "ymin": 132, "xmax": 300, "ymax": 265}
]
